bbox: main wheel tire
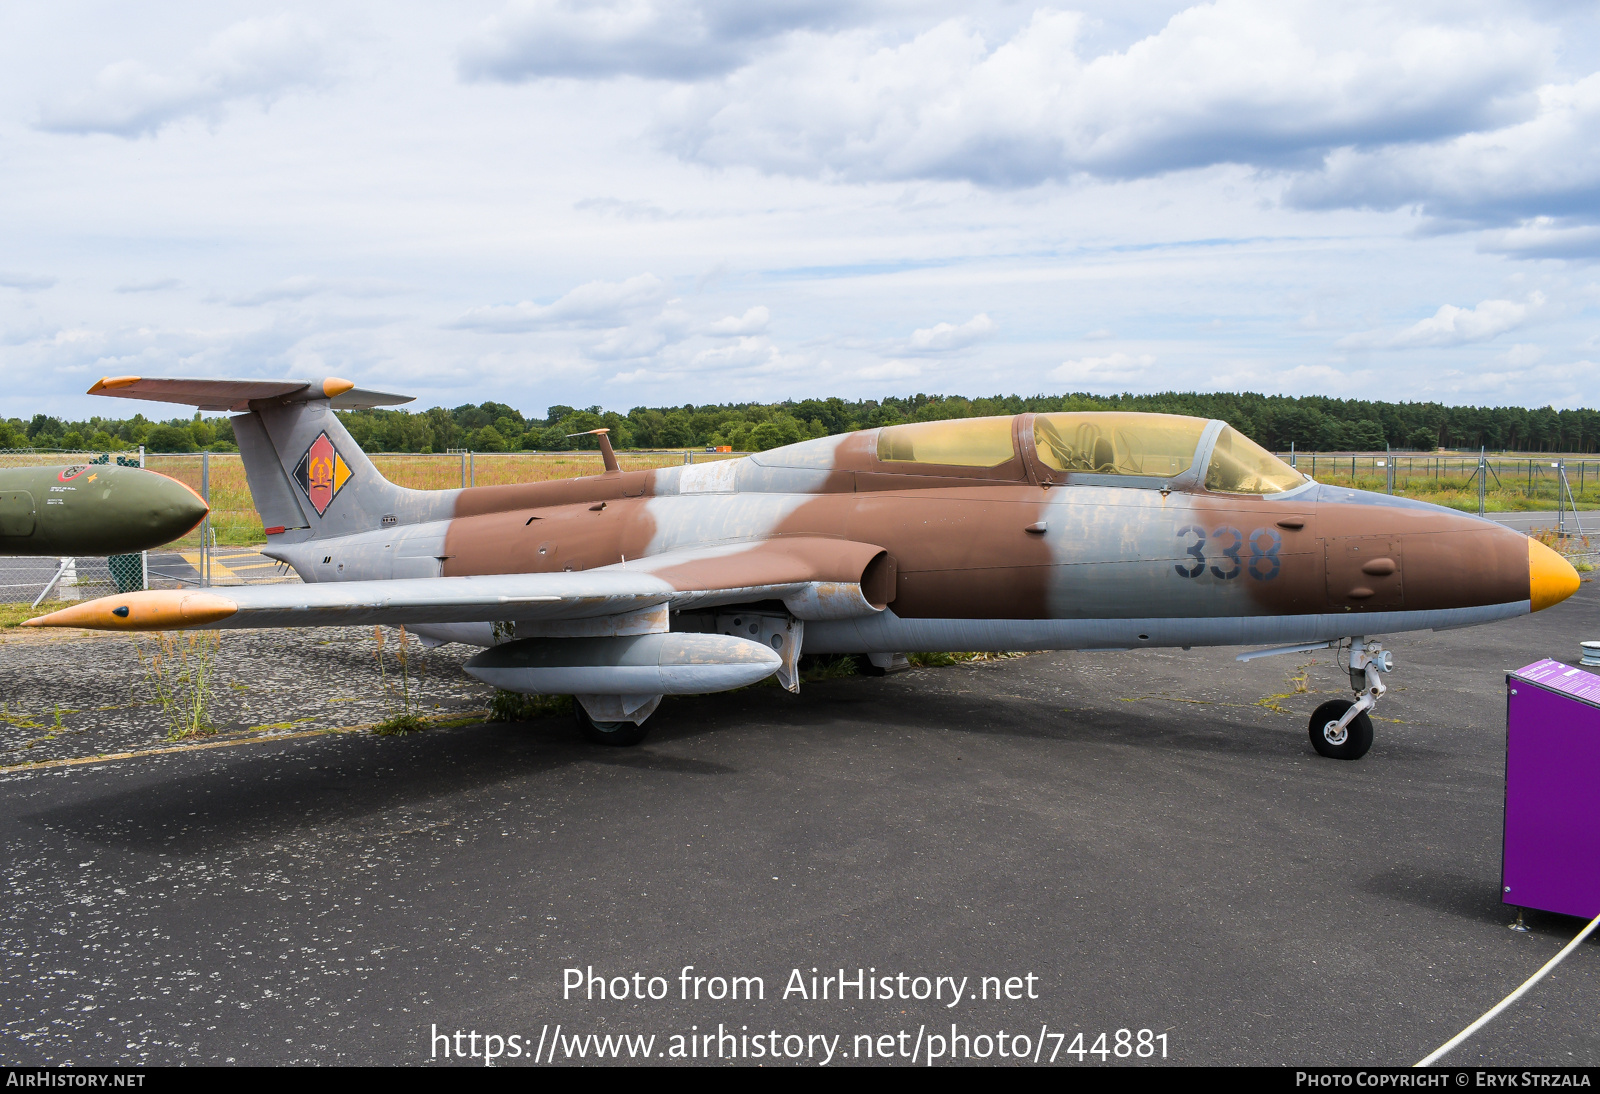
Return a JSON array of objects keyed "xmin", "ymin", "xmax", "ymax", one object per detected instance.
[
  {"xmin": 575, "ymin": 703, "xmax": 653, "ymax": 747},
  {"xmin": 1309, "ymin": 698, "xmax": 1373, "ymax": 760}
]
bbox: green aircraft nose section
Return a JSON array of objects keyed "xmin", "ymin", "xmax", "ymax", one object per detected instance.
[{"xmin": 0, "ymin": 464, "xmax": 210, "ymax": 556}]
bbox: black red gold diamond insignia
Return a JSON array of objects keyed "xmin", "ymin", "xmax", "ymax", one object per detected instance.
[{"xmin": 292, "ymin": 432, "xmax": 352, "ymax": 516}]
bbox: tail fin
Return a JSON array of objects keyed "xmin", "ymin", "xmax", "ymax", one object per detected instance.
[{"xmin": 88, "ymin": 376, "xmax": 456, "ymax": 542}]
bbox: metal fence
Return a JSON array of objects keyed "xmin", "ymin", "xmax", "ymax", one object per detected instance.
[{"xmin": 1279, "ymin": 449, "xmax": 1598, "ymax": 532}]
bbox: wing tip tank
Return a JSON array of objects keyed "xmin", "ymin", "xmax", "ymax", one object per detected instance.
[{"xmin": 25, "ymin": 591, "xmax": 238, "ymax": 631}]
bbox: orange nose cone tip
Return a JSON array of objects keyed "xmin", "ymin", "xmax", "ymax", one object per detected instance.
[
  {"xmin": 322, "ymin": 377, "xmax": 355, "ymax": 398},
  {"xmin": 1529, "ymin": 537, "xmax": 1581, "ymax": 612},
  {"xmin": 22, "ymin": 591, "xmax": 237, "ymax": 631}
]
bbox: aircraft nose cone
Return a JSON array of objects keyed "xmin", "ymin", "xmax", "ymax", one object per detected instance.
[
  {"xmin": 148, "ymin": 473, "xmax": 210, "ymax": 541},
  {"xmin": 1528, "ymin": 536, "xmax": 1580, "ymax": 612}
]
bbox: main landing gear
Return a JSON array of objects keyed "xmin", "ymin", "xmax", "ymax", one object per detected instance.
[
  {"xmin": 575, "ymin": 702, "xmax": 654, "ymax": 746},
  {"xmin": 1309, "ymin": 638, "xmax": 1392, "ymax": 761},
  {"xmin": 573, "ymin": 695, "xmax": 660, "ymax": 747}
]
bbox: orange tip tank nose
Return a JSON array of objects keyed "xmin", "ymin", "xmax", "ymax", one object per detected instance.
[
  {"xmin": 1528, "ymin": 537, "xmax": 1580, "ymax": 613},
  {"xmin": 23, "ymin": 591, "xmax": 237, "ymax": 631}
]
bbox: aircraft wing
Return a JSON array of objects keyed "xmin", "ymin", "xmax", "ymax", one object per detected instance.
[{"xmin": 24, "ymin": 537, "xmax": 892, "ymax": 631}]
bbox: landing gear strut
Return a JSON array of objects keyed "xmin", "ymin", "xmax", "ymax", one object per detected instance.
[{"xmin": 1309, "ymin": 638, "xmax": 1392, "ymax": 760}]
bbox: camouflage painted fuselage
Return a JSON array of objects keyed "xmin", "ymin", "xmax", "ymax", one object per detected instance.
[{"xmin": 260, "ymin": 415, "xmax": 1542, "ymax": 654}]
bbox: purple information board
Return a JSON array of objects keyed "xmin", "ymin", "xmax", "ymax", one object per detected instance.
[{"xmin": 1503, "ymin": 659, "xmax": 1600, "ymax": 919}]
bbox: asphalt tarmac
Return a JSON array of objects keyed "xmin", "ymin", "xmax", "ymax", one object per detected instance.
[{"xmin": 2, "ymin": 589, "xmax": 1599, "ymax": 1067}]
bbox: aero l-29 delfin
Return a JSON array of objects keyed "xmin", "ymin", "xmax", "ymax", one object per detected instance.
[{"xmin": 28, "ymin": 376, "xmax": 1580, "ymax": 760}]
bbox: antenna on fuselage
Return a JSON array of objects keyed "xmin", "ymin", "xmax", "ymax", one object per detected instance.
[{"xmin": 566, "ymin": 428, "xmax": 620, "ymax": 474}]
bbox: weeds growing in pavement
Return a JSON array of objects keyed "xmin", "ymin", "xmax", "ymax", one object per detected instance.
[
  {"xmin": 1529, "ymin": 527, "xmax": 1596, "ymax": 572},
  {"xmin": 799, "ymin": 655, "xmax": 859, "ymax": 681},
  {"xmin": 137, "ymin": 632, "xmax": 223, "ymax": 740},
  {"xmin": 907, "ymin": 651, "xmax": 1026, "ymax": 667},
  {"xmin": 373, "ymin": 626, "xmax": 428, "ymax": 735},
  {"xmin": 489, "ymin": 690, "xmax": 573, "ymax": 721}
]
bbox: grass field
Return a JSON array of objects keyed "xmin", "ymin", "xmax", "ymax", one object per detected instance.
[{"xmin": 1284, "ymin": 451, "xmax": 1600, "ymax": 512}]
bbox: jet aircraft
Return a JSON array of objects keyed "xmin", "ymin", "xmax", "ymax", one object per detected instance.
[
  {"xmin": 27, "ymin": 376, "xmax": 1580, "ymax": 760},
  {"xmin": 1, "ymin": 461, "xmax": 208, "ymax": 556}
]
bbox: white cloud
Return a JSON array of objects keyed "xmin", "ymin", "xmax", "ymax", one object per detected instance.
[
  {"xmin": 707, "ymin": 305, "xmax": 769, "ymax": 335},
  {"xmin": 906, "ymin": 312, "xmax": 995, "ymax": 353},
  {"xmin": 227, "ymin": 276, "xmax": 408, "ymax": 306},
  {"xmin": 37, "ymin": 15, "xmax": 332, "ymax": 138},
  {"xmin": 114, "ymin": 278, "xmax": 182, "ymax": 294},
  {"xmin": 1497, "ymin": 343, "xmax": 1544, "ymax": 368},
  {"xmin": 660, "ymin": 2, "xmax": 1545, "ymax": 186},
  {"xmin": 1479, "ymin": 218, "xmax": 1600, "ymax": 259},
  {"xmin": 1050, "ymin": 352, "xmax": 1157, "ymax": 385},
  {"xmin": 590, "ymin": 308, "xmax": 694, "ymax": 360},
  {"xmin": 1288, "ymin": 73, "xmax": 1600, "ymax": 232},
  {"xmin": 459, "ymin": 0, "xmax": 855, "ymax": 82},
  {"xmin": 454, "ymin": 274, "xmax": 668, "ymax": 331},
  {"xmin": 0, "ymin": 272, "xmax": 56, "ymax": 291},
  {"xmin": 609, "ymin": 367, "xmax": 687, "ymax": 384},
  {"xmin": 690, "ymin": 335, "xmax": 783, "ymax": 370},
  {"xmin": 12, "ymin": 3, "xmax": 1600, "ymax": 421},
  {"xmin": 1339, "ymin": 296, "xmax": 1539, "ymax": 349},
  {"xmin": 858, "ymin": 360, "xmax": 922, "ymax": 380}
]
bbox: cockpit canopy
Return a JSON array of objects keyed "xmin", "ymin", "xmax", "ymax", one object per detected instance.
[
  {"xmin": 1032, "ymin": 412, "xmax": 1206, "ymax": 479},
  {"xmin": 875, "ymin": 416, "xmax": 1015, "ymax": 467},
  {"xmin": 873, "ymin": 412, "xmax": 1306, "ymax": 495}
]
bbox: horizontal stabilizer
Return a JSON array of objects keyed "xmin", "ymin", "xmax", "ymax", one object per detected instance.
[{"xmin": 88, "ymin": 375, "xmax": 413, "ymax": 412}]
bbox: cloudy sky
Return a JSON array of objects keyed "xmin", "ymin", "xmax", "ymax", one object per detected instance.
[{"xmin": 4, "ymin": 1, "xmax": 1600, "ymax": 421}]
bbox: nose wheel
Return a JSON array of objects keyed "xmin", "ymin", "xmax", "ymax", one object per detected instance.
[
  {"xmin": 1309, "ymin": 698, "xmax": 1374, "ymax": 759},
  {"xmin": 1308, "ymin": 638, "xmax": 1390, "ymax": 761}
]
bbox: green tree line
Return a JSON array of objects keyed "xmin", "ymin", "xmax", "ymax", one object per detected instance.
[{"xmin": 6, "ymin": 391, "xmax": 1600, "ymax": 454}]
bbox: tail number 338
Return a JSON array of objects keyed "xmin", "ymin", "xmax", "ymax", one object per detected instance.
[{"xmin": 1175, "ymin": 526, "xmax": 1281, "ymax": 580}]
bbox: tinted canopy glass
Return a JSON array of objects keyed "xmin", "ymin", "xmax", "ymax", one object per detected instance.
[
  {"xmin": 1032, "ymin": 413, "xmax": 1208, "ymax": 478},
  {"xmin": 1205, "ymin": 426, "xmax": 1307, "ymax": 494},
  {"xmin": 876, "ymin": 417, "xmax": 1016, "ymax": 467}
]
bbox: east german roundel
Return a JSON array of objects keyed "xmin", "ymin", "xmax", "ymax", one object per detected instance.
[{"xmin": 293, "ymin": 431, "xmax": 352, "ymax": 516}]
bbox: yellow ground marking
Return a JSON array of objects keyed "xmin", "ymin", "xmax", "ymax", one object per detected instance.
[
  {"xmin": 179, "ymin": 551, "xmax": 244, "ymax": 581},
  {"xmin": 0, "ymin": 709, "xmax": 491, "ymax": 775}
]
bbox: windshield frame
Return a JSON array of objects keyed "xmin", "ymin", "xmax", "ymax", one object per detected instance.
[{"xmin": 1193, "ymin": 424, "xmax": 1316, "ymax": 499}]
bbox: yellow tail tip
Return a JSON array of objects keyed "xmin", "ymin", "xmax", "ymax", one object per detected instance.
[
  {"xmin": 24, "ymin": 591, "xmax": 237, "ymax": 631},
  {"xmin": 1529, "ymin": 536, "xmax": 1581, "ymax": 612},
  {"xmin": 87, "ymin": 375, "xmax": 141, "ymax": 394}
]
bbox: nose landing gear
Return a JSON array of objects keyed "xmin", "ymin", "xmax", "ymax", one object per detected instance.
[{"xmin": 1309, "ymin": 638, "xmax": 1392, "ymax": 760}]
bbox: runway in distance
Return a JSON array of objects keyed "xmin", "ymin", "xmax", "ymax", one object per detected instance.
[
  {"xmin": 27, "ymin": 375, "xmax": 1580, "ymax": 760},
  {"xmin": 0, "ymin": 461, "xmax": 208, "ymax": 556}
]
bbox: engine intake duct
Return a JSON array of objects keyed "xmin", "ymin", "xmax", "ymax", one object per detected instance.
[{"xmin": 463, "ymin": 632, "xmax": 781, "ymax": 696}]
